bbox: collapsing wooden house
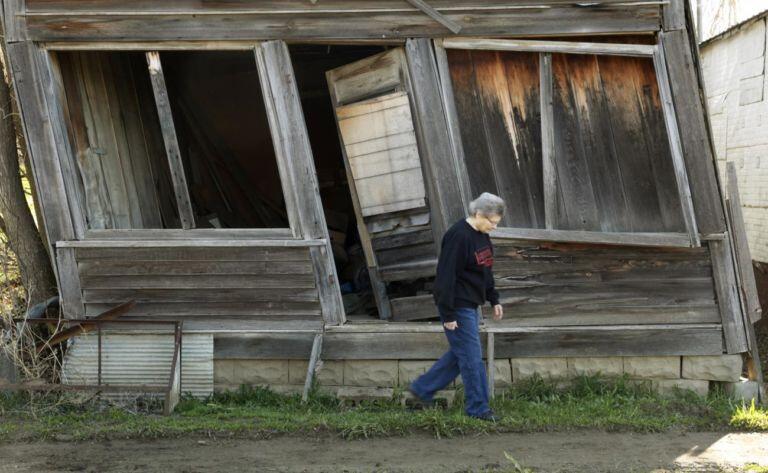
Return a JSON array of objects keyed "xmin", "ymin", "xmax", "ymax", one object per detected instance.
[{"xmin": 2, "ymin": 0, "xmax": 762, "ymax": 400}]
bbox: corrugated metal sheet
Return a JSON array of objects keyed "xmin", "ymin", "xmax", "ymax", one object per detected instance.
[{"xmin": 62, "ymin": 332, "xmax": 213, "ymax": 399}]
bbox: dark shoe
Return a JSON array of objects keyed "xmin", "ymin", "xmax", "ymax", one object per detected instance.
[
  {"xmin": 406, "ymin": 386, "xmax": 434, "ymax": 409},
  {"xmin": 472, "ymin": 410, "xmax": 501, "ymax": 422}
]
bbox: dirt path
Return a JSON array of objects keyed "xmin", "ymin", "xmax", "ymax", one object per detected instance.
[{"xmin": 1, "ymin": 432, "xmax": 766, "ymax": 472}]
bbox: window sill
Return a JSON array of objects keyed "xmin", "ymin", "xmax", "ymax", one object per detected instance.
[{"xmin": 490, "ymin": 227, "xmax": 716, "ymax": 248}]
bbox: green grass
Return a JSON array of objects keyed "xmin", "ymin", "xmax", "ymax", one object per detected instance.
[{"xmin": 1, "ymin": 375, "xmax": 766, "ymax": 442}]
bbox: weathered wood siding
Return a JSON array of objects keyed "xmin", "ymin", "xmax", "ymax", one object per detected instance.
[
  {"xmin": 19, "ymin": 1, "xmax": 662, "ymax": 43},
  {"xmin": 487, "ymin": 239, "xmax": 720, "ymax": 326},
  {"xmin": 73, "ymin": 245, "xmax": 321, "ymax": 318}
]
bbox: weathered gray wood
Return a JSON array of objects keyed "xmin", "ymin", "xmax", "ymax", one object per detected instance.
[
  {"xmin": 327, "ymin": 48, "xmax": 406, "ymax": 106},
  {"xmin": 79, "ymin": 260, "xmax": 312, "ymax": 276},
  {"xmin": 80, "ymin": 274, "xmax": 317, "ymax": 290},
  {"xmin": 83, "ymin": 288, "xmax": 319, "ymax": 304},
  {"xmin": 302, "ymin": 333, "xmax": 323, "ymax": 403},
  {"xmin": 85, "ymin": 301, "xmax": 321, "ymax": 317},
  {"xmin": 259, "ymin": 40, "xmax": 344, "ymax": 325},
  {"xmin": 406, "ymin": 37, "xmax": 467, "ymax": 241},
  {"xmin": 539, "ymin": 52, "xmax": 556, "ymax": 230},
  {"xmin": 662, "ymin": 0, "xmax": 686, "ymax": 31},
  {"xmin": 652, "ymin": 46, "xmax": 700, "ymax": 247},
  {"xmin": 145, "ymin": 51, "xmax": 195, "ymax": 230},
  {"xmin": 55, "ymin": 247, "xmax": 84, "ymax": 317},
  {"xmin": 404, "ymin": 0, "xmax": 461, "ymax": 34},
  {"xmin": 659, "ymin": 30, "xmax": 726, "ymax": 235},
  {"xmin": 725, "ymin": 163, "xmax": 761, "ymax": 324},
  {"xmin": 214, "ymin": 325, "xmax": 724, "ymax": 360},
  {"xmin": 23, "ymin": 3, "xmax": 663, "ymax": 42},
  {"xmin": 390, "ymin": 294, "xmax": 438, "ymax": 322},
  {"xmin": 432, "ymin": 39, "xmax": 472, "ymax": 211},
  {"xmin": 442, "ymin": 38, "xmax": 656, "ymax": 57},
  {"xmin": 486, "ymin": 331, "xmax": 494, "ymax": 398},
  {"xmin": 60, "ymin": 239, "xmax": 323, "ymax": 248},
  {"xmin": 2, "ymin": 0, "xmax": 26, "ymax": 42},
  {"xmin": 492, "ymin": 228, "xmax": 692, "ymax": 247},
  {"xmin": 709, "ymin": 236, "xmax": 749, "ymax": 354},
  {"xmin": 6, "ymin": 41, "xmax": 76, "ymax": 278},
  {"xmin": 85, "ymin": 228, "xmax": 292, "ymax": 240},
  {"xmin": 72, "ymin": 245, "xmax": 313, "ymax": 261}
]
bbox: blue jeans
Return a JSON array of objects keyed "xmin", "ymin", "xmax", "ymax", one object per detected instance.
[{"xmin": 410, "ymin": 307, "xmax": 490, "ymax": 417}]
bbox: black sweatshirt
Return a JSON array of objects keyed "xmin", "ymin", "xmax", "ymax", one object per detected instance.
[{"xmin": 433, "ymin": 219, "xmax": 500, "ymax": 323}]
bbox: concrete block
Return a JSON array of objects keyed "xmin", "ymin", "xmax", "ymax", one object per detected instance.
[
  {"xmin": 682, "ymin": 355, "xmax": 743, "ymax": 381},
  {"xmin": 344, "ymin": 360, "xmax": 398, "ymax": 387},
  {"xmin": 231, "ymin": 360, "xmax": 289, "ymax": 385},
  {"xmin": 511, "ymin": 357, "xmax": 568, "ymax": 380},
  {"xmin": 567, "ymin": 357, "xmax": 623, "ymax": 377},
  {"xmin": 398, "ymin": 360, "xmax": 435, "ymax": 386},
  {"xmin": 655, "ymin": 379, "xmax": 710, "ymax": 397},
  {"xmin": 493, "ymin": 359, "xmax": 512, "ymax": 386},
  {"xmin": 288, "ymin": 360, "xmax": 344, "ymax": 385},
  {"xmin": 623, "ymin": 356, "xmax": 680, "ymax": 379},
  {"xmin": 722, "ymin": 380, "xmax": 761, "ymax": 403},
  {"xmin": 213, "ymin": 360, "xmax": 236, "ymax": 385}
]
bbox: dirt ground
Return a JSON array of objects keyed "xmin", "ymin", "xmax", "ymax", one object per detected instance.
[{"xmin": 0, "ymin": 432, "xmax": 766, "ymax": 473}]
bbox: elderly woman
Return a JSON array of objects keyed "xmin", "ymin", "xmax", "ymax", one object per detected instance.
[{"xmin": 409, "ymin": 192, "xmax": 505, "ymax": 421}]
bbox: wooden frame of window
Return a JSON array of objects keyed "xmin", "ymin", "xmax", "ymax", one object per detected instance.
[{"xmin": 436, "ymin": 37, "xmax": 701, "ymax": 248}]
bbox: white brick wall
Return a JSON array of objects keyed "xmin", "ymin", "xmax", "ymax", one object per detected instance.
[{"xmin": 701, "ymin": 17, "xmax": 768, "ymax": 263}]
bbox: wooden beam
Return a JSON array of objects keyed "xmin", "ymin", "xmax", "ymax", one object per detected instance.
[
  {"xmin": 404, "ymin": 0, "xmax": 462, "ymax": 34},
  {"xmin": 145, "ymin": 51, "xmax": 195, "ymax": 230},
  {"xmin": 442, "ymin": 38, "xmax": 656, "ymax": 57},
  {"xmin": 406, "ymin": 38, "xmax": 467, "ymax": 241},
  {"xmin": 659, "ymin": 30, "xmax": 726, "ymax": 235},
  {"xmin": 84, "ymin": 228, "xmax": 293, "ymax": 240},
  {"xmin": 2, "ymin": 0, "xmax": 27, "ymax": 42},
  {"xmin": 539, "ymin": 52, "xmax": 557, "ymax": 230},
  {"xmin": 652, "ymin": 45, "xmax": 700, "ymax": 247},
  {"xmin": 725, "ymin": 163, "xmax": 761, "ymax": 324},
  {"xmin": 55, "ymin": 247, "xmax": 84, "ymax": 318},
  {"xmin": 662, "ymin": 0, "xmax": 686, "ymax": 31},
  {"xmin": 487, "ymin": 331, "xmax": 494, "ymax": 398},
  {"xmin": 491, "ymin": 228, "xmax": 693, "ymax": 248},
  {"xmin": 432, "ymin": 39, "xmax": 472, "ymax": 211},
  {"xmin": 57, "ymin": 238, "xmax": 325, "ymax": 248},
  {"xmin": 302, "ymin": 332, "xmax": 323, "ymax": 403},
  {"xmin": 258, "ymin": 40, "xmax": 345, "ymax": 325},
  {"xmin": 709, "ymin": 235, "xmax": 749, "ymax": 354}
]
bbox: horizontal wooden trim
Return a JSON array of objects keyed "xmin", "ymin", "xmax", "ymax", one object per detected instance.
[
  {"xmin": 442, "ymin": 37, "xmax": 657, "ymax": 56},
  {"xmin": 84, "ymin": 228, "xmax": 293, "ymax": 240},
  {"xmin": 43, "ymin": 39, "xmax": 408, "ymax": 50},
  {"xmin": 491, "ymin": 228, "xmax": 693, "ymax": 247},
  {"xmin": 57, "ymin": 238, "xmax": 325, "ymax": 248}
]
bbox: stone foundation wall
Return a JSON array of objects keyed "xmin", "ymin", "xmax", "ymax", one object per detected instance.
[{"xmin": 213, "ymin": 354, "xmax": 747, "ymax": 399}]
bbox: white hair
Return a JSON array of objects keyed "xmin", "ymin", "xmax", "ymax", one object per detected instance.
[{"xmin": 468, "ymin": 192, "xmax": 506, "ymax": 218}]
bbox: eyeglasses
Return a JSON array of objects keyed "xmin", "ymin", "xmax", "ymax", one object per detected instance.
[{"xmin": 480, "ymin": 215, "xmax": 502, "ymax": 227}]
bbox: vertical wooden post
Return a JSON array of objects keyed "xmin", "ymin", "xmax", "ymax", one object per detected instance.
[
  {"xmin": 710, "ymin": 234, "xmax": 749, "ymax": 354},
  {"xmin": 55, "ymin": 246, "xmax": 84, "ymax": 318},
  {"xmin": 302, "ymin": 332, "xmax": 323, "ymax": 403},
  {"xmin": 145, "ymin": 51, "xmax": 195, "ymax": 230},
  {"xmin": 539, "ymin": 52, "xmax": 557, "ymax": 230},
  {"xmin": 487, "ymin": 331, "xmax": 495, "ymax": 399},
  {"xmin": 257, "ymin": 40, "xmax": 345, "ymax": 325}
]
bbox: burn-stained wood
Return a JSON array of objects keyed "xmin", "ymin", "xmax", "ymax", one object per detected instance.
[
  {"xmin": 551, "ymin": 52, "xmax": 685, "ymax": 233},
  {"xmin": 446, "ymin": 48, "xmax": 544, "ymax": 228},
  {"xmin": 22, "ymin": 1, "xmax": 663, "ymax": 43}
]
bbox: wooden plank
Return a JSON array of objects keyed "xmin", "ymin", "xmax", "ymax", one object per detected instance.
[
  {"xmin": 79, "ymin": 274, "xmax": 317, "ymax": 290},
  {"xmin": 491, "ymin": 228, "xmax": 692, "ymax": 247},
  {"xmin": 326, "ymin": 48, "xmax": 406, "ymax": 106},
  {"xmin": 78, "ymin": 260, "xmax": 312, "ymax": 276},
  {"xmin": 725, "ymin": 163, "xmax": 761, "ymax": 324},
  {"xmin": 652, "ymin": 46, "xmax": 700, "ymax": 246},
  {"xmin": 302, "ymin": 333, "xmax": 323, "ymax": 403},
  {"xmin": 442, "ymin": 38, "xmax": 656, "ymax": 57},
  {"xmin": 73, "ymin": 245, "xmax": 312, "ymax": 262},
  {"xmin": 84, "ymin": 301, "xmax": 321, "ymax": 317},
  {"xmin": 540, "ymin": 52, "xmax": 556, "ymax": 229},
  {"xmin": 60, "ymin": 239, "xmax": 323, "ymax": 248},
  {"xmin": 432, "ymin": 39, "xmax": 472, "ymax": 211},
  {"xmin": 2, "ymin": 0, "xmax": 26, "ymax": 42},
  {"xmin": 85, "ymin": 228, "xmax": 292, "ymax": 240},
  {"xmin": 259, "ymin": 40, "xmax": 345, "ymax": 325},
  {"xmin": 404, "ymin": 0, "xmax": 462, "ymax": 34},
  {"xmin": 145, "ymin": 51, "xmax": 195, "ymax": 229},
  {"xmin": 214, "ymin": 325, "xmax": 724, "ymax": 360},
  {"xmin": 659, "ymin": 30, "xmax": 726, "ymax": 235},
  {"xmin": 709, "ymin": 236, "xmax": 749, "ymax": 353},
  {"xmin": 55, "ymin": 247, "xmax": 84, "ymax": 317},
  {"xmin": 487, "ymin": 331, "xmax": 494, "ymax": 397},
  {"xmin": 662, "ymin": 0, "xmax": 686, "ymax": 31},
  {"xmin": 22, "ymin": 5, "xmax": 663, "ymax": 42},
  {"xmin": 83, "ymin": 288, "xmax": 320, "ymax": 304},
  {"xmin": 390, "ymin": 295, "xmax": 438, "ymax": 322},
  {"xmin": 406, "ymin": 37, "xmax": 467, "ymax": 240}
]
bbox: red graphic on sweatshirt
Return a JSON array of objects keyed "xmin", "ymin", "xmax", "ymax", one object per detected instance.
[{"xmin": 475, "ymin": 247, "xmax": 494, "ymax": 267}]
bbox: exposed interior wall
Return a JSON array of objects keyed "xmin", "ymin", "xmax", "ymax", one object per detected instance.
[{"xmin": 701, "ymin": 16, "xmax": 768, "ymax": 263}]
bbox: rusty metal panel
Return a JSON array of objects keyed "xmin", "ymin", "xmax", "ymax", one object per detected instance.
[{"xmin": 62, "ymin": 332, "xmax": 213, "ymax": 398}]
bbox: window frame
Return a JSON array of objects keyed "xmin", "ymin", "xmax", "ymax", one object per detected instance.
[{"xmin": 435, "ymin": 37, "xmax": 701, "ymax": 248}]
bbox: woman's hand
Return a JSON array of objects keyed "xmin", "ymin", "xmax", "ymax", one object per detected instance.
[
  {"xmin": 493, "ymin": 304, "xmax": 504, "ymax": 321},
  {"xmin": 443, "ymin": 321, "xmax": 458, "ymax": 331}
]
